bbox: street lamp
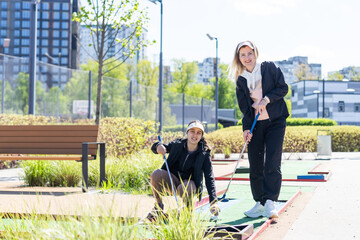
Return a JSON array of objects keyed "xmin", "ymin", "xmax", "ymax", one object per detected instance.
[
  {"xmin": 1, "ymin": 38, "xmax": 10, "ymax": 114},
  {"xmin": 29, "ymin": 0, "xmax": 41, "ymax": 114},
  {"xmin": 313, "ymin": 90, "xmax": 320, "ymax": 118},
  {"xmin": 206, "ymin": 33, "xmax": 218, "ymax": 130},
  {"xmin": 148, "ymin": 0, "xmax": 163, "ymax": 132}
]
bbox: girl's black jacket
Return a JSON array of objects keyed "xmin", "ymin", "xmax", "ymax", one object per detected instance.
[
  {"xmin": 236, "ymin": 61, "xmax": 289, "ymax": 131},
  {"xmin": 151, "ymin": 138, "xmax": 217, "ymax": 204}
]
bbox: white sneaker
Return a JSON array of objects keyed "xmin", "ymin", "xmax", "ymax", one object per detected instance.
[
  {"xmin": 244, "ymin": 202, "xmax": 265, "ymax": 218},
  {"xmin": 264, "ymin": 199, "xmax": 279, "ymax": 219}
]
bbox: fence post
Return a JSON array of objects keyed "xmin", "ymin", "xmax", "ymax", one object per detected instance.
[
  {"xmin": 182, "ymin": 93, "xmax": 185, "ymax": 133},
  {"xmin": 88, "ymin": 71, "xmax": 92, "ymax": 119},
  {"xmin": 201, "ymin": 97, "xmax": 204, "ymax": 122},
  {"xmin": 129, "ymin": 80, "xmax": 132, "ymax": 118}
]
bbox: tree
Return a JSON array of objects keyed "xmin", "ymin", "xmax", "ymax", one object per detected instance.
[
  {"xmin": 171, "ymin": 59, "xmax": 199, "ymax": 93},
  {"xmin": 327, "ymin": 71, "xmax": 344, "ymax": 81},
  {"xmin": 73, "ymin": 0, "xmax": 150, "ymax": 124},
  {"xmin": 294, "ymin": 63, "xmax": 318, "ymax": 81}
]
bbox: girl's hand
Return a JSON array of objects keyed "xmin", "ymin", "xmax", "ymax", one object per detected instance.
[
  {"xmin": 243, "ymin": 130, "xmax": 253, "ymax": 143},
  {"xmin": 256, "ymin": 98, "xmax": 268, "ymax": 115},
  {"xmin": 156, "ymin": 144, "xmax": 166, "ymax": 155}
]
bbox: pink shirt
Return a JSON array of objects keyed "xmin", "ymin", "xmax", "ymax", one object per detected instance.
[{"xmin": 241, "ymin": 63, "xmax": 270, "ymax": 121}]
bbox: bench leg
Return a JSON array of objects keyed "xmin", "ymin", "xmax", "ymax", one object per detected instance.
[
  {"xmin": 99, "ymin": 143, "xmax": 106, "ymax": 186},
  {"xmin": 82, "ymin": 143, "xmax": 89, "ymax": 192}
]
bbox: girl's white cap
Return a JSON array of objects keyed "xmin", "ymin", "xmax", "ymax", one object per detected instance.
[{"xmin": 186, "ymin": 121, "xmax": 204, "ymax": 134}]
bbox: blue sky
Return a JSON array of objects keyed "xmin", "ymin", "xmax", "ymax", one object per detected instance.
[{"xmin": 82, "ymin": 0, "xmax": 360, "ymax": 77}]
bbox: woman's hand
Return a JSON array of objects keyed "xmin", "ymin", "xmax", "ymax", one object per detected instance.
[
  {"xmin": 210, "ymin": 203, "xmax": 220, "ymax": 216},
  {"xmin": 243, "ymin": 130, "xmax": 253, "ymax": 143},
  {"xmin": 156, "ymin": 144, "xmax": 166, "ymax": 155},
  {"xmin": 256, "ymin": 98, "xmax": 268, "ymax": 115}
]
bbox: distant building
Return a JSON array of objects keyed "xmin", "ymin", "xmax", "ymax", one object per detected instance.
[
  {"xmin": 197, "ymin": 57, "xmax": 221, "ymax": 84},
  {"xmin": 79, "ymin": 25, "xmax": 146, "ymax": 66},
  {"xmin": 328, "ymin": 66, "xmax": 360, "ymax": 80},
  {"xmin": 291, "ymin": 80, "xmax": 360, "ymax": 125},
  {"xmin": 275, "ymin": 56, "xmax": 321, "ymax": 84},
  {"xmin": 0, "ymin": 0, "xmax": 80, "ymax": 89}
]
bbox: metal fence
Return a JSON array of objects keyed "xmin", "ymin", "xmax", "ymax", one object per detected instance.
[{"xmin": 0, "ymin": 54, "xmax": 216, "ymax": 131}]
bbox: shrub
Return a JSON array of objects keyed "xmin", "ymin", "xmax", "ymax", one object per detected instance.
[
  {"xmin": 238, "ymin": 117, "xmax": 337, "ymax": 126},
  {"xmin": 206, "ymin": 125, "xmax": 360, "ymax": 153}
]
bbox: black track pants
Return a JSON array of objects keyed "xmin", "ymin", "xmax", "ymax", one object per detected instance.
[{"xmin": 247, "ymin": 117, "xmax": 286, "ymax": 204}]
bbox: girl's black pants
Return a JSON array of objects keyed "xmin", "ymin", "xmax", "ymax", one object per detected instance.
[{"xmin": 247, "ymin": 117, "xmax": 286, "ymax": 205}]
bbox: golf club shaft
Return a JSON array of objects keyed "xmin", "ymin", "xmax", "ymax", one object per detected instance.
[
  {"xmin": 220, "ymin": 112, "xmax": 260, "ymax": 199},
  {"xmin": 158, "ymin": 136, "xmax": 180, "ymax": 208}
]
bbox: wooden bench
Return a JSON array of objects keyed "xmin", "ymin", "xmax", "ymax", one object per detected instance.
[{"xmin": 0, "ymin": 125, "xmax": 106, "ymax": 192}]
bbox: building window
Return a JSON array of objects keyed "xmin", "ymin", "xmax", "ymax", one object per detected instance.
[
  {"xmin": 42, "ymin": 21, "xmax": 49, "ymax": 28},
  {"xmin": 42, "ymin": 30, "xmax": 49, "ymax": 37},
  {"xmin": 21, "ymin": 30, "xmax": 30, "ymax": 37},
  {"xmin": 14, "ymin": 39, "xmax": 20, "ymax": 46},
  {"xmin": 14, "ymin": 12, "xmax": 20, "ymax": 18},
  {"xmin": 61, "ymin": 57, "xmax": 67, "ymax": 65},
  {"xmin": 0, "ymin": 29, "xmax": 6, "ymax": 37},
  {"xmin": 61, "ymin": 48, "xmax": 68, "ymax": 55},
  {"xmin": 62, "ymin": 12, "xmax": 69, "ymax": 19},
  {"xmin": 22, "ymin": 11, "xmax": 30, "ymax": 19},
  {"xmin": 42, "ymin": 12, "xmax": 49, "ymax": 19},
  {"xmin": 54, "ymin": 12, "xmax": 60, "ymax": 20},
  {"xmin": 21, "ymin": 39, "xmax": 29, "ymax": 45},
  {"xmin": 61, "ymin": 31, "xmax": 68, "ymax": 38},
  {"xmin": 338, "ymin": 101, "xmax": 345, "ymax": 112},
  {"xmin": 61, "ymin": 40, "xmax": 68, "ymax": 47},
  {"xmin": 22, "ymin": 47, "xmax": 30, "ymax": 55},
  {"xmin": 15, "ymin": 2, "xmax": 21, "ymax": 10},
  {"xmin": 1, "ymin": 2, "xmax": 7, "ymax": 9},
  {"xmin": 22, "ymin": 21, "xmax": 30, "ymax": 28},
  {"xmin": 53, "ymin": 40, "xmax": 59, "ymax": 46},
  {"xmin": 14, "ymin": 30, "xmax": 20, "ymax": 37},
  {"xmin": 54, "ymin": 3, "xmax": 61, "ymax": 10},
  {"xmin": 1, "ymin": 20, "xmax": 6, "ymax": 28},
  {"xmin": 53, "ymin": 30, "xmax": 60, "ymax": 38},
  {"xmin": 53, "ymin": 48, "xmax": 59, "ymax": 55},
  {"xmin": 54, "ymin": 21, "xmax": 60, "ymax": 29},
  {"xmin": 355, "ymin": 103, "xmax": 360, "ymax": 112},
  {"xmin": 62, "ymin": 22, "xmax": 68, "ymax": 29},
  {"xmin": 22, "ymin": 2, "xmax": 31, "ymax": 10},
  {"xmin": 62, "ymin": 3, "xmax": 69, "ymax": 10},
  {"xmin": 14, "ymin": 48, "xmax": 20, "ymax": 55},
  {"xmin": 41, "ymin": 39, "xmax": 48, "ymax": 46},
  {"xmin": 1, "ymin": 11, "xmax": 7, "ymax": 18},
  {"xmin": 15, "ymin": 21, "xmax": 21, "ymax": 28},
  {"xmin": 41, "ymin": 2, "xmax": 49, "ymax": 10}
]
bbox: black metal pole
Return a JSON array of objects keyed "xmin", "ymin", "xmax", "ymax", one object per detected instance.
[
  {"xmin": 317, "ymin": 93, "xmax": 319, "ymax": 118},
  {"xmin": 1, "ymin": 52, "xmax": 5, "ymax": 114},
  {"xmin": 88, "ymin": 71, "xmax": 92, "ymax": 119},
  {"xmin": 28, "ymin": 1, "xmax": 39, "ymax": 115},
  {"xmin": 201, "ymin": 97, "xmax": 203, "ymax": 122},
  {"xmin": 215, "ymin": 38, "xmax": 219, "ymax": 130},
  {"xmin": 158, "ymin": 1, "xmax": 163, "ymax": 132},
  {"xmin": 182, "ymin": 93, "xmax": 185, "ymax": 133},
  {"xmin": 129, "ymin": 80, "xmax": 132, "ymax": 117},
  {"xmin": 322, "ymin": 78, "xmax": 325, "ymax": 118}
]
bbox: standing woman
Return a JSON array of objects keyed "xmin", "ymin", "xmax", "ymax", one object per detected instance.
[{"xmin": 230, "ymin": 41, "xmax": 289, "ymax": 219}]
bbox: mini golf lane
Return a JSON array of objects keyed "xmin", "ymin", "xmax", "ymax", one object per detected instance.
[
  {"xmin": 197, "ymin": 184, "xmax": 315, "ymax": 239},
  {"xmin": 216, "ymin": 160, "xmax": 330, "ymax": 182}
]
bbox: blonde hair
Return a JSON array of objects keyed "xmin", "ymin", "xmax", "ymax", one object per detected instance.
[{"xmin": 228, "ymin": 40, "xmax": 259, "ymax": 82}]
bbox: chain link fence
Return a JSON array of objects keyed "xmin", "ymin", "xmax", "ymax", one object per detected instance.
[{"xmin": 0, "ymin": 54, "xmax": 216, "ymax": 131}]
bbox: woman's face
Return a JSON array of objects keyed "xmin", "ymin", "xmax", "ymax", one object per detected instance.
[
  {"xmin": 187, "ymin": 127, "xmax": 203, "ymax": 145},
  {"xmin": 239, "ymin": 46, "xmax": 256, "ymax": 72}
]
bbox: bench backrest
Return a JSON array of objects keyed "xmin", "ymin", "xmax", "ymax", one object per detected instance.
[{"xmin": 0, "ymin": 125, "xmax": 99, "ymax": 155}]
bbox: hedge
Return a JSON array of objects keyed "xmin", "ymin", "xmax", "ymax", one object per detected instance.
[
  {"xmin": 237, "ymin": 118, "xmax": 337, "ymax": 126},
  {"xmin": 206, "ymin": 125, "xmax": 360, "ymax": 153}
]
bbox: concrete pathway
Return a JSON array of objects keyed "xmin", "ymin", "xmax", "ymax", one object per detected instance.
[{"xmin": 283, "ymin": 154, "xmax": 360, "ymax": 240}]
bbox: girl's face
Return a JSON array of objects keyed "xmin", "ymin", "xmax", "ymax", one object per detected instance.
[
  {"xmin": 239, "ymin": 46, "xmax": 256, "ymax": 72},
  {"xmin": 187, "ymin": 127, "xmax": 203, "ymax": 145}
]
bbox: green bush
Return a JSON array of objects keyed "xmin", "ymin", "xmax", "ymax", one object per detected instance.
[
  {"xmin": 237, "ymin": 117, "xmax": 337, "ymax": 126},
  {"xmin": 207, "ymin": 125, "xmax": 360, "ymax": 153}
]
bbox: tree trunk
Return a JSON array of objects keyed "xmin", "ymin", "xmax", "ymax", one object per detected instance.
[{"xmin": 95, "ymin": 62, "xmax": 103, "ymax": 125}]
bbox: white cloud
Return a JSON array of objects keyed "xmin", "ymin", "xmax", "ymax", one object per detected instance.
[{"xmin": 230, "ymin": 0, "xmax": 300, "ymax": 16}]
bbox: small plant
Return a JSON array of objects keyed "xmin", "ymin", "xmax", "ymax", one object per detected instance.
[{"xmin": 223, "ymin": 146, "xmax": 231, "ymax": 159}]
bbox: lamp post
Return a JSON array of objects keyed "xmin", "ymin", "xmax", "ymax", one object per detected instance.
[
  {"xmin": 313, "ymin": 90, "xmax": 320, "ymax": 118},
  {"xmin": 322, "ymin": 78, "xmax": 325, "ymax": 118},
  {"xmin": 148, "ymin": 0, "xmax": 163, "ymax": 132},
  {"xmin": 1, "ymin": 38, "xmax": 10, "ymax": 114},
  {"xmin": 29, "ymin": 0, "xmax": 41, "ymax": 114},
  {"xmin": 206, "ymin": 33, "xmax": 218, "ymax": 130}
]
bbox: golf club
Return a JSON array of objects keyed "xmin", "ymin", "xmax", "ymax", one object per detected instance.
[
  {"xmin": 218, "ymin": 112, "xmax": 260, "ymax": 202},
  {"xmin": 158, "ymin": 136, "xmax": 180, "ymax": 208}
]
